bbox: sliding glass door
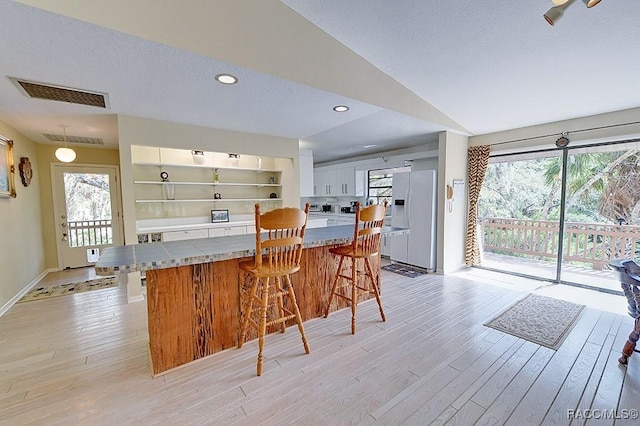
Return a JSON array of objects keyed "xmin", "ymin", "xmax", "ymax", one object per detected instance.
[
  {"xmin": 477, "ymin": 150, "xmax": 563, "ymax": 281},
  {"xmin": 477, "ymin": 140, "xmax": 640, "ymax": 293},
  {"xmin": 560, "ymin": 143, "xmax": 640, "ymax": 292}
]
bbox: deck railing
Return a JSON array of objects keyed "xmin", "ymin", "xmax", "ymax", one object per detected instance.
[
  {"xmin": 68, "ymin": 220, "xmax": 113, "ymax": 247},
  {"xmin": 480, "ymin": 218, "xmax": 640, "ymax": 270}
]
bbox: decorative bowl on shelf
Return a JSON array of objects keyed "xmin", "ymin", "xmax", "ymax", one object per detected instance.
[{"xmin": 269, "ymin": 192, "xmax": 277, "ymax": 199}]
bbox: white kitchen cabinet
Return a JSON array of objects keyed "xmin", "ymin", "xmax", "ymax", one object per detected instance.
[
  {"xmin": 313, "ymin": 168, "xmax": 338, "ymax": 196},
  {"xmin": 225, "ymin": 226, "xmax": 246, "ymax": 236},
  {"xmin": 313, "ymin": 169, "xmax": 322, "ymax": 196},
  {"xmin": 208, "ymin": 228, "xmax": 226, "ymax": 238},
  {"xmin": 162, "ymin": 229, "xmax": 209, "ymax": 241},
  {"xmin": 326, "ymin": 215, "xmax": 356, "ymax": 226},
  {"xmin": 208, "ymin": 225, "xmax": 247, "ymax": 237},
  {"xmin": 307, "ymin": 218, "xmax": 328, "ymax": 228},
  {"xmin": 335, "ymin": 166, "xmax": 355, "ymax": 196},
  {"xmin": 313, "ymin": 166, "xmax": 357, "ymax": 196},
  {"xmin": 381, "ymin": 234, "xmax": 391, "ymax": 256}
]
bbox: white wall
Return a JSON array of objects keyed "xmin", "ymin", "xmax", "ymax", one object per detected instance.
[
  {"xmin": 436, "ymin": 131, "xmax": 469, "ymax": 274},
  {"xmin": 0, "ymin": 120, "xmax": 46, "ymax": 314}
]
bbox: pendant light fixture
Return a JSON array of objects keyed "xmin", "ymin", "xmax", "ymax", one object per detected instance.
[{"xmin": 55, "ymin": 125, "xmax": 76, "ymax": 162}]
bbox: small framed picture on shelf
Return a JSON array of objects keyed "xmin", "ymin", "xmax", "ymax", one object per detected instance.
[{"xmin": 211, "ymin": 209, "xmax": 230, "ymax": 223}]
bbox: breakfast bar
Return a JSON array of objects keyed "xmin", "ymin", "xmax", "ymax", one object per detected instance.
[{"xmin": 96, "ymin": 225, "xmax": 408, "ymax": 376}]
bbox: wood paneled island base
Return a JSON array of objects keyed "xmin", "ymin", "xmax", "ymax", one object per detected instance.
[{"xmin": 146, "ymin": 244, "xmax": 378, "ymax": 376}]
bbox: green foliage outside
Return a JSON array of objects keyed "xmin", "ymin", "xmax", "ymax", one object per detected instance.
[
  {"xmin": 478, "ymin": 148, "xmax": 640, "ymax": 265},
  {"xmin": 479, "ymin": 149, "xmax": 640, "ymax": 225}
]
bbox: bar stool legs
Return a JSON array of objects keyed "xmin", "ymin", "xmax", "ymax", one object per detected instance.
[
  {"xmin": 324, "ymin": 254, "xmax": 385, "ymax": 334},
  {"xmin": 286, "ymin": 274, "xmax": 310, "ymax": 355},
  {"xmin": 238, "ymin": 274, "xmax": 309, "ymax": 376},
  {"xmin": 364, "ymin": 257, "xmax": 386, "ymax": 323}
]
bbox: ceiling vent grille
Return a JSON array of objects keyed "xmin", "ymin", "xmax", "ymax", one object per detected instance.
[
  {"xmin": 11, "ymin": 78, "xmax": 108, "ymax": 108},
  {"xmin": 43, "ymin": 133, "xmax": 104, "ymax": 145}
]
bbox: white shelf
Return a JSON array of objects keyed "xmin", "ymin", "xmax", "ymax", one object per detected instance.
[
  {"xmin": 131, "ymin": 147, "xmax": 286, "ymax": 221},
  {"xmin": 134, "ymin": 181, "xmax": 280, "ymax": 187},
  {"xmin": 135, "ymin": 198, "xmax": 282, "ymax": 203},
  {"xmin": 132, "ymin": 162, "xmax": 279, "ymax": 173}
]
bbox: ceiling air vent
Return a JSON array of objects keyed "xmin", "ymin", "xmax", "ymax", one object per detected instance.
[
  {"xmin": 43, "ymin": 133, "xmax": 104, "ymax": 145},
  {"xmin": 11, "ymin": 78, "xmax": 108, "ymax": 108}
]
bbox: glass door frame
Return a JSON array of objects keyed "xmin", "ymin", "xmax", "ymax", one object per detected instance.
[
  {"xmin": 478, "ymin": 137, "xmax": 640, "ymax": 295},
  {"xmin": 51, "ymin": 163, "xmax": 123, "ymax": 269}
]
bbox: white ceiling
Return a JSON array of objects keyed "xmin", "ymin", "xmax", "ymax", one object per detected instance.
[{"xmin": 0, "ymin": 0, "xmax": 638, "ymax": 163}]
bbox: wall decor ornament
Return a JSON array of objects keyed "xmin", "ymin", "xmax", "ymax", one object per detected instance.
[
  {"xmin": 191, "ymin": 150, "xmax": 205, "ymax": 165},
  {"xmin": 211, "ymin": 209, "xmax": 229, "ymax": 223},
  {"xmin": 0, "ymin": 136, "xmax": 16, "ymax": 197},
  {"xmin": 19, "ymin": 157, "xmax": 32, "ymax": 187}
]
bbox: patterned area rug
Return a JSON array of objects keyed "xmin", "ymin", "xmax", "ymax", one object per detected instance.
[
  {"xmin": 18, "ymin": 277, "xmax": 118, "ymax": 302},
  {"xmin": 381, "ymin": 263, "xmax": 428, "ymax": 278},
  {"xmin": 485, "ymin": 294, "xmax": 585, "ymax": 350}
]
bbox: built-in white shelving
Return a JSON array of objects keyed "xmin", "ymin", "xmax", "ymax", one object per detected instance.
[
  {"xmin": 131, "ymin": 146, "xmax": 285, "ymax": 220},
  {"xmin": 135, "ymin": 198, "xmax": 282, "ymax": 203}
]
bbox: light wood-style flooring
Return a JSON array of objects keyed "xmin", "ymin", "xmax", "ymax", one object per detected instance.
[{"xmin": 1, "ymin": 267, "xmax": 638, "ymax": 425}]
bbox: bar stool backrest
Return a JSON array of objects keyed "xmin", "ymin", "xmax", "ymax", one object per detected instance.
[
  {"xmin": 254, "ymin": 203, "xmax": 310, "ymax": 274},
  {"xmin": 351, "ymin": 201, "xmax": 387, "ymax": 257}
]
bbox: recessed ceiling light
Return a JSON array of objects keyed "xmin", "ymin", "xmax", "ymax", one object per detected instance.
[
  {"xmin": 333, "ymin": 105, "xmax": 349, "ymax": 112},
  {"xmin": 215, "ymin": 74, "xmax": 238, "ymax": 85},
  {"xmin": 363, "ymin": 144, "xmax": 376, "ymax": 148}
]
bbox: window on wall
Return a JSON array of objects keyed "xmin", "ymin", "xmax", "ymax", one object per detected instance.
[{"xmin": 367, "ymin": 166, "xmax": 410, "ymax": 206}]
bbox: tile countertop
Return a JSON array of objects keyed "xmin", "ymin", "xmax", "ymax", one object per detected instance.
[{"xmin": 95, "ymin": 225, "xmax": 408, "ymax": 276}]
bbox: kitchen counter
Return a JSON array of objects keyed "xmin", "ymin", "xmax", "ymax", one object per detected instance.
[
  {"xmin": 96, "ymin": 225, "xmax": 407, "ymax": 276},
  {"xmin": 96, "ymin": 225, "xmax": 407, "ymax": 376}
]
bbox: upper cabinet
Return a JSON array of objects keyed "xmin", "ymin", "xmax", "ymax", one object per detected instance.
[
  {"xmin": 313, "ymin": 166, "xmax": 359, "ymax": 196},
  {"xmin": 131, "ymin": 146, "xmax": 285, "ymax": 219},
  {"xmin": 335, "ymin": 166, "xmax": 356, "ymax": 196},
  {"xmin": 314, "ymin": 168, "xmax": 337, "ymax": 196}
]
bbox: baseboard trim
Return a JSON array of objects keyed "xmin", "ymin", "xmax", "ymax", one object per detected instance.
[
  {"xmin": 439, "ymin": 263, "xmax": 469, "ymax": 275},
  {"xmin": 128, "ymin": 294, "xmax": 145, "ymax": 304},
  {"xmin": 0, "ymin": 268, "xmax": 55, "ymax": 318}
]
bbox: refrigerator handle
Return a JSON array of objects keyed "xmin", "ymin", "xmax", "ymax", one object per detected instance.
[
  {"xmin": 403, "ymin": 189, "xmax": 409, "ymax": 228},
  {"xmin": 407, "ymin": 188, "xmax": 412, "ymax": 228}
]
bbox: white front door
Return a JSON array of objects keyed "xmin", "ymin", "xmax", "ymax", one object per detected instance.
[{"xmin": 52, "ymin": 164, "xmax": 123, "ymax": 269}]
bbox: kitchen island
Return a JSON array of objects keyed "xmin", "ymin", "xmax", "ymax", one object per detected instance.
[{"xmin": 96, "ymin": 225, "xmax": 408, "ymax": 376}]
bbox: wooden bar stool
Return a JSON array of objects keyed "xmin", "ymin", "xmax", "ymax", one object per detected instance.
[
  {"xmin": 324, "ymin": 201, "xmax": 387, "ymax": 334},
  {"xmin": 238, "ymin": 203, "xmax": 310, "ymax": 376}
]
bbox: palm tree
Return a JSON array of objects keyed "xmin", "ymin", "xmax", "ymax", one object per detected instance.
[{"xmin": 541, "ymin": 149, "xmax": 640, "ymax": 223}]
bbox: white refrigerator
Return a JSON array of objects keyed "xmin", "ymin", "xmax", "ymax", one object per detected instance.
[{"xmin": 390, "ymin": 170, "xmax": 437, "ymax": 270}]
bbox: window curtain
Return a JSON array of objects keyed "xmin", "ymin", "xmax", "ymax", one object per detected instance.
[{"xmin": 465, "ymin": 145, "xmax": 491, "ymax": 266}]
